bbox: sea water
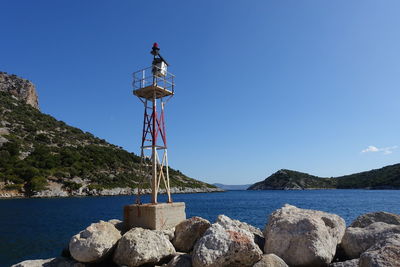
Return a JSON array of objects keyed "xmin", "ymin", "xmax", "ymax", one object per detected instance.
[{"xmin": 1, "ymin": 190, "xmax": 399, "ymax": 267}]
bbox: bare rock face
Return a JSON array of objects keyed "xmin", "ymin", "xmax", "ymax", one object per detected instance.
[
  {"xmin": 172, "ymin": 216, "xmax": 211, "ymax": 252},
  {"xmin": 264, "ymin": 204, "xmax": 346, "ymax": 267},
  {"xmin": 69, "ymin": 221, "xmax": 121, "ymax": 263},
  {"xmin": 329, "ymin": 259, "xmax": 359, "ymax": 267},
  {"xmin": 11, "ymin": 257, "xmax": 84, "ymax": 267},
  {"xmin": 350, "ymin": 211, "xmax": 400, "ymax": 228},
  {"xmin": 216, "ymin": 215, "xmax": 265, "ymax": 250},
  {"xmin": 252, "ymin": 254, "xmax": 288, "ymax": 267},
  {"xmin": 359, "ymin": 233, "xmax": 400, "ymax": 267},
  {"xmin": 192, "ymin": 215, "xmax": 262, "ymax": 267},
  {"xmin": 167, "ymin": 254, "xmax": 192, "ymax": 267},
  {"xmin": 113, "ymin": 227, "xmax": 176, "ymax": 267},
  {"xmin": 341, "ymin": 222, "xmax": 400, "ymax": 259},
  {"xmin": 0, "ymin": 72, "xmax": 39, "ymax": 109}
]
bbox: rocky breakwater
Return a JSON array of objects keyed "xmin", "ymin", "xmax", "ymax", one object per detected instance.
[
  {"xmin": 12, "ymin": 206, "xmax": 400, "ymax": 267},
  {"xmin": 0, "ymin": 72, "xmax": 39, "ymax": 109}
]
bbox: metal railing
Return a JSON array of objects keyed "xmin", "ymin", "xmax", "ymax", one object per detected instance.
[{"xmin": 132, "ymin": 65, "xmax": 175, "ymax": 92}]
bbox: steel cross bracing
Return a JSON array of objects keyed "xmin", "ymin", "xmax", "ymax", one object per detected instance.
[{"xmin": 136, "ymin": 94, "xmax": 172, "ymax": 204}]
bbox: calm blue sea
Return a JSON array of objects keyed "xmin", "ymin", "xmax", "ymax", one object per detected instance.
[{"xmin": 1, "ymin": 190, "xmax": 400, "ymax": 267}]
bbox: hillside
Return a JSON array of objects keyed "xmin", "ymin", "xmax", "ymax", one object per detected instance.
[
  {"xmin": 0, "ymin": 77, "xmax": 218, "ymax": 198},
  {"xmin": 248, "ymin": 164, "xmax": 400, "ymax": 190}
]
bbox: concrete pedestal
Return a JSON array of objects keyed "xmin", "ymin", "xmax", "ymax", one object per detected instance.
[{"xmin": 124, "ymin": 202, "xmax": 186, "ymax": 230}]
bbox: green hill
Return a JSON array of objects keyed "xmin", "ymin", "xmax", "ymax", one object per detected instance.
[
  {"xmin": 248, "ymin": 164, "xmax": 400, "ymax": 190},
  {"xmin": 0, "ymin": 90, "xmax": 217, "ymax": 197}
]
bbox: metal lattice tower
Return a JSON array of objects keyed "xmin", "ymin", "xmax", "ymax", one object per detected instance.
[{"xmin": 132, "ymin": 43, "xmax": 175, "ymax": 204}]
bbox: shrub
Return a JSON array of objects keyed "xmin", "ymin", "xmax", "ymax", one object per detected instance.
[
  {"xmin": 4, "ymin": 184, "xmax": 23, "ymax": 191},
  {"xmin": 28, "ymin": 176, "xmax": 48, "ymax": 192}
]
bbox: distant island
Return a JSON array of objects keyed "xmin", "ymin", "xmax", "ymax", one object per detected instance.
[
  {"xmin": 248, "ymin": 165, "xmax": 400, "ymax": 190},
  {"xmin": 213, "ymin": 183, "xmax": 252, "ymax": 190},
  {"xmin": 0, "ymin": 72, "xmax": 220, "ymax": 198}
]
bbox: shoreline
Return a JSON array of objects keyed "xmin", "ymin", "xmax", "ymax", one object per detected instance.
[{"xmin": 0, "ymin": 186, "xmax": 224, "ymax": 199}]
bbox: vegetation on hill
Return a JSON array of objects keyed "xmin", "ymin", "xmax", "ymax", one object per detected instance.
[
  {"xmin": 248, "ymin": 169, "xmax": 336, "ymax": 190},
  {"xmin": 248, "ymin": 164, "xmax": 400, "ymax": 190},
  {"xmin": 0, "ymin": 91, "xmax": 216, "ymax": 195}
]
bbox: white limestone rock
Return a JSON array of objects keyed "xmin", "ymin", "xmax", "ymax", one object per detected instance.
[
  {"xmin": 69, "ymin": 221, "xmax": 121, "ymax": 263},
  {"xmin": 216, "ymin": 215, "xmax": 265, "ymax": 250},
  {"xmin": 252, "ymin": 254, "xmax": 288, "ymax": 267},
  {"xmin": 350, "ymin": 211, "xmax": 400, "ymax": 228},
  {"xmin": 192, "ymin": 215, "xmax": 262, "ymax": 267},
  {"xmin": 173, "ymin": 216, "xmax": 211, "ymax": 252},
  {"xmin": 359, "ymin": 233, "xmax": 400, "ymax": 267},
  {"xmin": 341, "ymin": 222, "xmax": 400, "ymax": 259},
  {"xmin": 11, "ymin": 257, "xmax": 84, "ymax": 267},
  {"xmin": 113, "ymin": 227, "xmax": 176, "ymax": 267},
  {"xmin": 264, "ymin": 204, "xmax": 346, "ymax": 266}
]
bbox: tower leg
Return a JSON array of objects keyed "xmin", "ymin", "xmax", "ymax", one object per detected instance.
[
  {"xmin": 151, "ymin": 97, "xmax": 157, "ymax": 204},
  {"xmin": 151, "ymin": 146, "xmax": 157, "ymax": 204}
]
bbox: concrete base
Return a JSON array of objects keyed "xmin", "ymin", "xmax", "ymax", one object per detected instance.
[{"xmin": 124, "ymin": 202, "xmax": 186, "ymax": 230}]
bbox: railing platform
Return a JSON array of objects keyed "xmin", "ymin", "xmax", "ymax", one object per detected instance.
[{"xmin": 133, "ymin": 85, "xmax": 173, "ymax": 99}]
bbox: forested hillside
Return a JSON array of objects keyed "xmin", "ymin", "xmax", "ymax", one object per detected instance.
[{"xmin": 0, "ymin": 91, "xmax": 217, "ymax": 197}]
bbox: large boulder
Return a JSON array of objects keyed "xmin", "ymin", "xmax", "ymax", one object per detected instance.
[
  {"xmin": 157, "ymin": 227, "xmax": 176, "ymax": 241},
  {"xmin": 329, "ymin": 259, "xmax": 359, "ymax": 267},
  {"xmin": 252, "ymin": 254, "xmax": 288, "ymax": 267},
  {"xmin": 167, "ymin": 254, "xmax": 192, "ymax": 267},
  {"xmin": 341, "ymin": 222, "xmax": 400, "ymax": 259},
  {"xmin": 192, "ymin": 215, "xmax": 262, "ymax": 267},
  {"xmin": 350, "ymin": 211, "xmax": 400, "ymax": 228},
  {"xmin": 11, "ymin": 257, "xmax": 84, "ymax": 267},
  {"xmin": 69, "ymin": 221, "xmax": 121, "ymax": 263},
  {"xmin": 264, "ymin": 204, "xmax": 346, "ymax": 267},
  {"xmin": 113, "ymin": 227, "xmax": 176, "ymax": 267},
  {"xmin": 173, "ymin": 217, "xmax": 211, "ymax": 252},
  {"xmin": 359, "ymin": 233, "xmax": 400, "ymax": 267},
  {"xmin": 108, "ymin": 219, "xmax": 125, "ymax": 233},
  {"xmin": 216, "ymin": 215, "xmax": 265, "ymax": 250}
]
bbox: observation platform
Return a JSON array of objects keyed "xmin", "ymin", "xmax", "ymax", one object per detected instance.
[
  {"xmin": 132, "ymin": 66, "xmax": 175, "ymax": 100},
  {"xmin": 133, "ymin": 85, "xmax": 173, "ymax": 99}
]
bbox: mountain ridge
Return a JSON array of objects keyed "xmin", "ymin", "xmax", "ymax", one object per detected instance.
[
  {"xmin": 248, "ymin": 164, "xmax": 400, "ymax": 190},
  {"xmin": 213, "ymin": 183, "xmax": 252, "ymax": 190}
]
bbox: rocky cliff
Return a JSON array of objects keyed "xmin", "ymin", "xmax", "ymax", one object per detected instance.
[{"xmin": 0, "ymin": 72, "xmax": 39, "ymax": 109}]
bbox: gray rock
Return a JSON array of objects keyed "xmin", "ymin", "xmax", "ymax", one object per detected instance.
[
  {"xmin": 192, "ymin": 216, "xmax": 262, "ymax": 267},
  {"xmin": 173, "ymin": 217, "xmax": 211, "ymax": 252},
  {"xmin": 157, "ymin": 227, "xmax": 176, "ymax": 241},
  {"xmin": 329, "ymin": 259, "xmax": 359, "ymax": 267},
  {"xmin": 11, "ymin": 257, "xmax": 84, "ymax": 267},
  {"xmin": 69, "ymin": 221, "xmax": 121, "ymax": 263},
  {"xmin": 167, "ymin": 254, "xmax": 192, "ymax": 267},
  {"xmin": 252, "ymin": 254, "xmax": 288, "ymax": 267},
  {"xmin": 341, "ymin": 222, "xmax": 400, "ymax": 259},
  {"xmin": 359, "ymin": 233, "xmax": 400, "ymax": 267},
  {"xmin": 113, "ymin": 227, "xmax": 176, "ymax": 267},
  {"xmin": 264, "ymin": 204, "xmax": 346, "ymax": 267},
  {"xmin": 350, "ymin": 211, "xmax": 400, "ymax": 228},
  {"xmin": 108, "ymin": 219, "xmax": 125, "ymax": 233},
  {"xmin": 0, "ymin": 72, "xmax": 39, "ymax": 109},
  {"xmin": 216, "ymin": 215, "xmax": 265, "ymax": 250}
]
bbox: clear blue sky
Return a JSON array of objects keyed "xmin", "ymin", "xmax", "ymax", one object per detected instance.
[{"xmin": 1, "ymin": 1, "xmax": 400, "ymax": 184}]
